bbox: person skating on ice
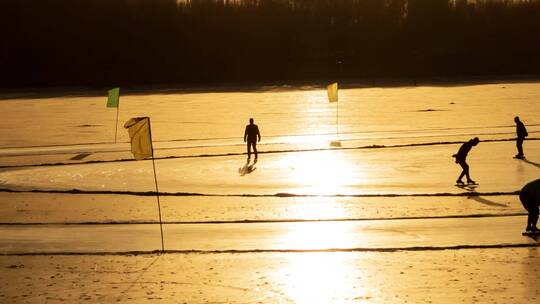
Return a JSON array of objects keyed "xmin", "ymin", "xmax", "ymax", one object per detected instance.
[
  {"xmin": 520, "ymin": 179, "xmax": 540, "ymax": 233},
  {"xmin": 453, "ymin": 137, "xmax": 480, "ymax": 185},
  {"xmin": 244, "ymin": 118, "xmax": 261, "ymax": 160},
  {"xmin": 514, "ymin": 116, "xmax": 528, "ymax": 159}
]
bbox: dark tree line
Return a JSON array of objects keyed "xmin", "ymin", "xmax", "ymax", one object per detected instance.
[{"xmin": 2, "ymin": 0, "xmax": 540, "ymax": 87}]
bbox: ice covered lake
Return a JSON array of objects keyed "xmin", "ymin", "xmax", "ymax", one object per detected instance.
[
  {"xmin": 0, "ymin": 80, "xmax": 539, "ymax": 253},
  {"xmin": 0, "ymin": 81, "xmax": 538, "ymax": 194}
]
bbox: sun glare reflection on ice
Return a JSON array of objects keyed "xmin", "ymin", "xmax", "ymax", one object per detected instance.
[
  {"xmin": 272, "ymin": 222, "xmax": 363, "ymax": 303},
  {"xmin": 280, "ymin": 150, "xmax": 364, "ymax": 195},
  {"xmin": 278, "ymin": 221, "xmax": 361, "ymax": 250},
  {"xmin": 271, "ymin": 219, "xmax": 373, "ymax": 303},
  {"xmin": 287, "ymin": 197, "xmax": 347, "ymax": 220},
  {"xmin": 276, "ymin": 252, "xmax": 367, "ymax": 304}
]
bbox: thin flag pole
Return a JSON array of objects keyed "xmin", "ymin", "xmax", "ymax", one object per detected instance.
[
  {"xmin": 148, "ymin": 118, "xmax": 165, "ymax": 252},
  {"xmin": 336, "ymin": 61, "xmax": 342, "ymax": 141},
  {"xmin": 151, "ymin": 157, "xmax": 165, "ymax": 252},
  {"xmin": 336, "ymin": 97, "xmax": 339, "ymax": 138},
  {"xmin": 114, "ymin": 104, "xmax": 120, "ymax": 144}
]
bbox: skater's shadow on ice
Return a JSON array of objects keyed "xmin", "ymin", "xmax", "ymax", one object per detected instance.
[
  {"xmin": 238, "ymin": 159, "xmax": 257, "ymax": 176},
  {"xmin": 467, "ymin": 195, "xmax": 508, "ymax": 208},
  {"xmin": 521, "ymin": 158, "xmax": 540, "ymax": 169},
  {"xmin": 458, "ymin": 185, "xmax": 508, "ymax": 208}
]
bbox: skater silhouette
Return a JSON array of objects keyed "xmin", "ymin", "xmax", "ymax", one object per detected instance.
[
  {"xmin": 520, "ymin": 179, "xmax": 540, "ymax": 233},
  {"xmin": 244, "ymin": 118, "xmax": 261, "ymax": 159},
  {"xmin": 514, "ymin": 116, "xmax": 528, "ymax": 159},
  {"xmin": 453, "ymin": 137, "xmax": 479, "ymax": 185}
]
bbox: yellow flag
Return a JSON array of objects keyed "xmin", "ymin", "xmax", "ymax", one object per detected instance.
[
  {"xmin": 124, "ymin": 117, "xmax": 153, "ymax": 160},
  {"xmin": 327, "ymin": 82, "xmax": 338, "ymax": 103}
]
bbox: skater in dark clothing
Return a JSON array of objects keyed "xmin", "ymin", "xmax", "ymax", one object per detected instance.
[
  {"xmin": 514, "ymin": 116, "xmax": 528, "ymax": 159},
  {"xmin": 520, "ymin": 179, "xmax": 540, "ymax": 233},
  {"xmin": 452, "ymin": 137, "xmax": 480, "ymax": 185},
  {"xmin": 244, "ymin": 118, "xmax": 261, "ymax": 159}
]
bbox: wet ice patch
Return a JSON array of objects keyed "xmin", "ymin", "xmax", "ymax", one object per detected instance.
[
  {"xmin": 70, "ymin": 153, "xmax": 92, "ymax": 161},
  {"xmin": 77, "ymin": 124, "xmax": 102, "ymax": 127},
  {"xmin": 415, "ymin": 109, "xmax": 448, "ymax": 112}
]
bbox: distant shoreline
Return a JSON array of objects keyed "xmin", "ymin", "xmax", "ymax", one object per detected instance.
[{"xmin": 1, "ymin": 74, "xmax": 540, "ymax": 100}]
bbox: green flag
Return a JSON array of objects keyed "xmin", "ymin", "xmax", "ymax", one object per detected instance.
[{"xmin": 107, "ymin": 88, "xmax": 120, "ymax": 108}]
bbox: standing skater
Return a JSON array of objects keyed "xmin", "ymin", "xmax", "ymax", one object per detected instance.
[
  {"xmin": 244, "ymin": 118, "xmax": 261, "ymax": 160},
  {"xmin": 520, "ymin": 179, "xmax": 540, "ymax": 233},
  {"xmin": 514, "ymin": 116, "xmax": 528, "ymax": 159},
  {"xmin": 452, "ymin": 137, "xmax": 480, "ymax": 185}
]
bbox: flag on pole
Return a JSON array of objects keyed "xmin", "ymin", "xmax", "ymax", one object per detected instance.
[
  {"xmin": 107, "ymin": 88, "xmax": 120, "ymax": 108},
  {"xmin": 124, "ymin": 117, "xmax": 153, "ymax": 160},
  {"xmin": 327, "ymin": 82, "xmax": 338, "ymax": 103},
  {"xmin": 107, "ymin": 88, "xmax": 121, "ymax": 143},
  {"xmin": 123, "ymin": 116, "xmax": 165, "ymax": 252}
]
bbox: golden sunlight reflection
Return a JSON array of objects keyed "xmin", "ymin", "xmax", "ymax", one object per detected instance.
[
  {"xmin": 279, "ymin": 150, "xmax": 366, "ymax": 195},
  {"xmin": 287, "ymin": 197, "xmax": 347, "ymax": 220},
  {"xmin": 276, "ymin": 253, "xmax": 369, "ymax": 304},
  {"xmin": 278, "ymin": 221, "xmax": 363, "ymax": 250},
  {"xmin": 274, "ymin": 221, "xmax": 374, "ymax": 303}
]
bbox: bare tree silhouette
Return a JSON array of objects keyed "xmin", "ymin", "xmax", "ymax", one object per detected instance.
[{"xmin": 2, "ymin": 0, "xmax": 540, "ymax": 87}]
